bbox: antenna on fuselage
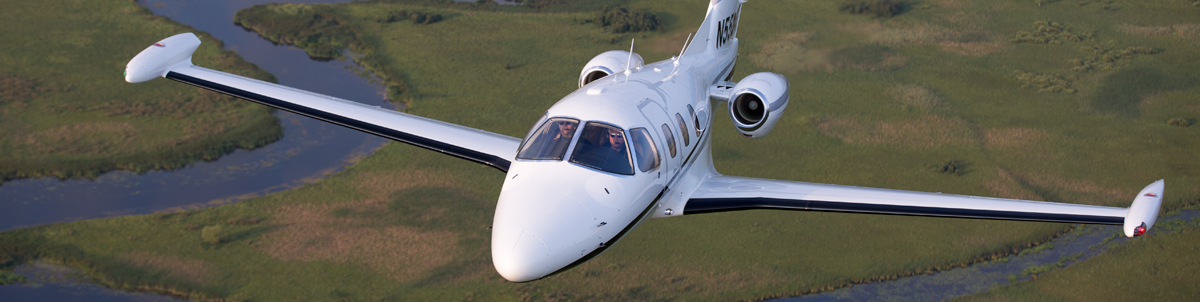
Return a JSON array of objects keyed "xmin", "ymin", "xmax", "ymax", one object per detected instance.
[
  {"xmin": 624, "ymin": 38, "xmax": 636, "ymax": 77},
  {"xmin": 675, "ymin": 33, "xmax": 693, "ymax": 67}
]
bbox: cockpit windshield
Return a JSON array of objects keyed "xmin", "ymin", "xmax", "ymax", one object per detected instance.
[
  {"xmin": 569, "ymin": 122, "xmax": 633, "ymax": 175},
  {"xmin": 517, "ymin": 118, "xmax": 579, "ymax": 160}
]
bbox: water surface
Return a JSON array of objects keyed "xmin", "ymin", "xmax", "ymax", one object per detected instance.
[
  {"xmin": 774, "ymin": 210, "xmax": 1200, "ymax": 302},
  {"xmin": 2, "ymin": 0, "xmax": 385, "ymax": 300},
  {"xmin": 0, "ymin": 0, "xmax": 386, "ymax": 231}
]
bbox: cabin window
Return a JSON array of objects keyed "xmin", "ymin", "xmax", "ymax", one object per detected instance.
[
  {"xmin": 517, "ymin": 118, "xmax": 579, "ymax": 160},
  {"xmin": 628, "ymin": 128, "xmax": 660, "ymax": 172},
  {"xmin": 687, "ymin": 104, "xmax": 701, "ymax": 137},
  {"xmin": 660, "ymin": 124, "xmax": 677, "ymax": 158},
  {"xmin": 569, "ymin": 122, "xmax": 634, "ymax": 175},
  {"xmin": 675, "ymin": 113, "xmax": 691, "ymax": 147}
]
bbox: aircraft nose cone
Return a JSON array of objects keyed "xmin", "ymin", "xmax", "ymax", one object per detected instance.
[{"xmin": 493, "ymin": 231, "xmax": 551, "ymax": 282}]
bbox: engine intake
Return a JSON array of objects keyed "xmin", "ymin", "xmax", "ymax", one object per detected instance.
[
  {"xmin": 579, "ymin": 50, "xmax": 643, "ymax": 87},
  {"xmin": 728, "ymin": 72, "xmax": 789, "ymax": 138}
]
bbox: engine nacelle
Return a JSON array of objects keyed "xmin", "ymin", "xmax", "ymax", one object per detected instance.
[
  {"xmin": 579, "ymin": 50, "xmax": 643, "ymax": 87},
  {"xmin": 728, "ymin": 72, "xmax": 789, "ymax": 138}
]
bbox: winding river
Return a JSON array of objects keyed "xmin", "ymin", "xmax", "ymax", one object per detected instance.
[
  {"xmin": 1, "ymin": 0, "xmax": 381, "ymax": 300},
  {"xmin": 0, "ymin": 0, "xmax": 386, "ymax": 232},
  {"xmin": 1, "ymin": 1, "xmax": 1192, "ymax": 300}
]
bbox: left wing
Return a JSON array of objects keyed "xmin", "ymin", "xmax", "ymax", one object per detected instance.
[
  {"xmin": 126, "ymin": 33, "xmax": 521, "ymax": 171},
  {"xmin": 684, "ymin": 175, "xmax": 1164, "ymax": 237}
]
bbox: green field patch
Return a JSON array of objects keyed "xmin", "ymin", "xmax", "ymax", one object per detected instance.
[
  {"xmin": 234, "ymin": 3, "xmax": 363, "ymax": 60},
  {"xmin": 1069, "ymin": 44, "xmax": 1161, "ymax": 73},
  {"xmin": 0, "ymin": 74, "xmax": 38, "ymax": 106},
  {"xmin": 815, "ymin": 115, "xmax": 974, "ymax": 149},
  {"xmin": 829, "ymin": 44, "xmax": 907, "ymax": 71},
  {"xmin": 1014, "ymin": 70, "xmax": 1076, "ymax": 93},
  {"xmin": 888, "ymin": 83, "xmax": 943, "ymax": 109},
  {"xmin": 0, "ymin": 0, "xmax": 282, "ymax": 184},
  {"xmin": 959, "ymin": 213, "xmax": 1200, "ymax": 301},
  {"xmin": 0, "ymin": 270, "xmax": 25, "ymax": 285},
  {"xmin": 584, "ymin": 6, "xmax": 663, "ymax": 33},
  {"xmin": 1010, "ymin": 21, "xmax": 1094, "ymax": 44},
  {"xmin": 929, "ymin": 159, "xmax": 970, "ymax": 176},
  {"xmin": 750, "ymin": 32, "xmax": 834, "ymax": 72},
  {"xmin": 838, "ymin": 0, "xmax": 906, "ymax": 19},
  {"xmin": 1167, "ymin": 117, "xmax": 1192, "ymax": 127},
  {"xmin": 1091, "ymin": 67, "xmax": 1195, "ymax": 117},
  {"xmin": 1117, "ymin": 23, "xmax": 1200, "ymax": 40}
]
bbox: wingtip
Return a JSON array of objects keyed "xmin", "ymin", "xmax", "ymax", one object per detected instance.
[
  {"xmin": 125, "ymin": 33, "xmax": 201, "ymax": 83},
  {"xmin": 1124, "ymin": 180, "xmax": 1165, "ymax": 237}
]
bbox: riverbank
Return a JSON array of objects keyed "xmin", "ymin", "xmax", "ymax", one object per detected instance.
[
  {"xmin": 0, "ymin": 0, "xmax": 283, "ymax": 185},
  {"xmin": 2, "ymin": 0, "xmax": 1198, "ymax": 300},
  {"xmin": 956, "ymin": 204, "xmax": 1200, "ymax": 301}
]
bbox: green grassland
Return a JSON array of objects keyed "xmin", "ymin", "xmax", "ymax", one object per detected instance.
[
  {"xmin": 2, "ymin": 0, "xmax": 1199, "ymax": 300},
  {"xmin": 957, "ymin": 207, "xmax": 1200, "ymax": 302},
  {"xmin": 0, "ymin": 0, "xmax": 282, "ymax": 183}
]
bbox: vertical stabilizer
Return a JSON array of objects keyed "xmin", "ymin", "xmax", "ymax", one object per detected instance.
[{"xmin": 684, "ymin": 0, "xmax": 744, "ymax": 57}]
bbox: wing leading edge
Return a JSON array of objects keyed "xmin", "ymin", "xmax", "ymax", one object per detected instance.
[
  {"xmin": 126, "ymin": 33, "xmax": 521, "ymax": 171},
  {"xmin": 686, "ymin": 176, "xmax": 1164, "ymax": 231}
]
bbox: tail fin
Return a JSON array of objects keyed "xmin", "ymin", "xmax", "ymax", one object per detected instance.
[{"xmin": 683, "ymin": 0, "xmax": 744, "ymax": 56}]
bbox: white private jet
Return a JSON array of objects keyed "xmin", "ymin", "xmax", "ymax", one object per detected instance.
[{"xmin": 126, "ymin": 0, "xmax": 1163, "ymax": 282}]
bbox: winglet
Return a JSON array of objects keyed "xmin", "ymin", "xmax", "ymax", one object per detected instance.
[
  {"xmin": 1124, "ymin": 179, "xmax": 1164, "ymax": 237},
  {"xmin": 125, "ymin": 33, "xmax": 200, "ymax": 83}
]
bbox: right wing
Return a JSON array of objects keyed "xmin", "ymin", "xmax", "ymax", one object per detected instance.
[
  {"xmin": 684, "ymin": 174, "xmax": 1165, "ymax": 237},
  {"xmin": 126, "ymin": 33, "xmax": 521, "ymax": 171}
]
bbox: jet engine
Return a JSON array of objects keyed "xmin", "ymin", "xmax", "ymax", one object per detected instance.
[
  {"xmin": 728, "ymin": 72, "xmax": 789, "ymax": 138},
  {"xmin": 578, "ymin": 50, "xmax": 643, "ymax": 87}
]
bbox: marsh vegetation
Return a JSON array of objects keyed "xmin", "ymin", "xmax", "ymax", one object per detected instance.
[
  {"xmin": 959, "ymin": 206, "xmax": 1200, "ymax": 301},
  {"xmin": 0, "ymin": 0, "xmax": 282, "ymax": 185},
  {"xmin": 838, "ymin": 0, "xmax": 906, "ymax": 18},
  {"xmin": 585, "ymin": 6, "xmax": 662, "ymax": 33},
  {"xmin": 3, "ymin": 0, "xmax": 1199, "ymax": 300}
]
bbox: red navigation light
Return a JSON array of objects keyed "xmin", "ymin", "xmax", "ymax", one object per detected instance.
[
  {"xmin": 153, "ymin": 43, "xmax": 165, "ymax": 47},
  {"xmin": 1133, "ymin": 222, "xmax": 1147, "ymax": 237},
  {"xmin": 1144, "ymin": 193, "xmax": 1157, "ymax": 197}
]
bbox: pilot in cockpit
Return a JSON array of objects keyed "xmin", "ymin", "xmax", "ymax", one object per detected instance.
[
  {"xmin": 518, "ymin": 118, "xmax": 578, "ymax": 160},
  {"xmin": 604, "ymin": 128, "xmax": 626, "ymax": 153}
]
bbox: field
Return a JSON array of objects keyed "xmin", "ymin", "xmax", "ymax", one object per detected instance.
[
  {"xmin": 0, "ymin": 0, "xmax": 282, "ymax": 184},
  {"xmin": 956, "ymin": 205, "xmax": 1200, "ymax": 301},
  {"xmin": 2, "ymin": 0, "xmax": 1199, "ymax": 301}
]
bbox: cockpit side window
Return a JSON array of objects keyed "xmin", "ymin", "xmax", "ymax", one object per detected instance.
[
  {"xmin": 517, "ymin": 118, "xmax": 579, "ymax": 161},
  {"xmin": 522, "ymin": 113, "xmax": 549, "ymax": 142},
  {"xmin": 629, "ymin": 128, "xmax": 660, "ymax": 172},
  {"xmin": 569, "ymin": 122, "xmax": 633, "ymax": 175}
]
